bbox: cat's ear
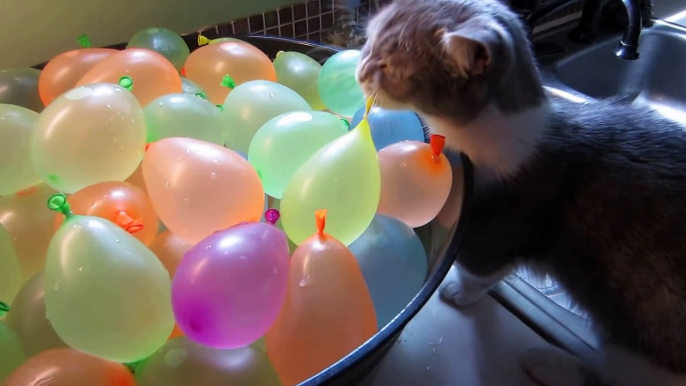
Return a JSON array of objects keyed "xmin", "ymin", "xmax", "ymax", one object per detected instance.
[{"xmin": 437, "ymin": 17, "xmax": 506, "ymax": 78}]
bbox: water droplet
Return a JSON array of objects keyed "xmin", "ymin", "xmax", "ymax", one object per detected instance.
[
  {"xmin": 205, "ymin": 245, "xmax": 212, "ymax": 250},
  {"xmin": 164, "ymin": 348, "xmax": 188, "ymax": 368},
  {"xmin": 165, "ymin": 182, "xmax": 170, "ymax": 188},
  {"xmin": 115, "ymin": 239, "xmax": 121, "ymax": 244},
  {"xmin": 372, "ymin": 235, "xmax": 388, "ymax": 248},
  {"xmin": 431, "ymin": 348, "xmax": 436, "ymax": 354},
  {"xmin": 158, "ymin": 101, "xmax": 164, "ymax": 106},
  {"xmin": 210, "ymin": 172, "xmax": 217, "ymax": 180},
  {"xmin": 269, "ymin": 92, "xmax": 276, "ymax": 100},
  {"xmin": 183, "ymin": 198, "xmax": 189, "ymax": 203},
  {"xmin": 426, "ymin": 366, "xmax": 431, "ymax": 371},
  {"xmin": 299, "ymin": 275, "xmax": 311, "ymax": 287},
  {"xmin": 212, "ymin": 159, "xmax": 219, "ymax": 164}
]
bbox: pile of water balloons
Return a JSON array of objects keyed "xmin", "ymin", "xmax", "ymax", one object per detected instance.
[{"xmin": 0, "ymin": 27, "xmax": 454, "ymax": 386}]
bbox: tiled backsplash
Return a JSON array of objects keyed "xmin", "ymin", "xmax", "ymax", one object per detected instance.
[{"xmin": 196, "ymin": 0, "xmax": 584, "ymax": 48}]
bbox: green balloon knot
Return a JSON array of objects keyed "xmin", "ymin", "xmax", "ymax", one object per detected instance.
[
  {"xmin": 195, "ymin": 92, "xmax": 207, "ymax": 100},
  {"xmin": 0, "ymin": 300, "xmax": 9, "ymax": 318},
  {"xmin": 47, "ymin": 193, "xmax": 74, "ymax": 220},
  {"xmin": 216, "ymin": 104, "xmax": 224, "ymax": 111},
  {"xmin": 124, "ymin": 361, "xmax": 141, "ymax": 373},
  {"xmin": 340, "ymin": 118, "xmax": 350, "ymax": 130},
  {"xmin": 119, "ymin": 76, "xmax": 133, "ymax": 92},
  {"xmin": 77, "ymin": 34, "xmax": 91, "ymax": 48},
  {"xmin": 221, "ymin": 74, "xmax": 236, "ymax": 89},
  {"xmin": 276, "ymin": 51, "xmax": 284, "ymax": 58}
]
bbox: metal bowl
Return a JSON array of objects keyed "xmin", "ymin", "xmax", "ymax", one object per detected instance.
[{"xmin": 33, "ymin": 34, "xmax": 473, "ymax": 386}]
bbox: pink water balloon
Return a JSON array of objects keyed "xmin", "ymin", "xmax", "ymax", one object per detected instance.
[
  {"xmin": 377, "ymin": 135, "xmax": 452, "ymax": 228},
  {"xmin": 172, "ymin": 220, "xmax": 289, "ymax": 349}
]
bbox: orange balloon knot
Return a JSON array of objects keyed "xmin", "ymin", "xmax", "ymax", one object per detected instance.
[
  {"xmin": 145, "ymin": 143, "xmax": 152, "ymax": 152},
  {"xmin": 15, "ymin": 185, "xmax": 38, "ymax": 197},
  {"xmin": 180, "ymin": 66, "xmax": 187, "ymax": 76},
  {"xmin": 115, "ymin": 211, "xmax": 145, "ymax": 234},
  {"xmin": 265, "ymin": 208, "xmax": 280, "ymax": 225},
  {"xmin": 430, "ymin": 134, "xmax": 446, "ymax": 162},
  {"xmin": 315, "ymin": 209, "xmax": 327, "ymax": 237}
]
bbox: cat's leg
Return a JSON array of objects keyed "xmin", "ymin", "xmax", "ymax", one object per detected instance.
[
  {"xmin": 520, "ymin": 344, "xmax": 686, "ymax": 386},
  {"xmin": 439, "ymin": 258, "xmax": 512, "ymax": 307}
]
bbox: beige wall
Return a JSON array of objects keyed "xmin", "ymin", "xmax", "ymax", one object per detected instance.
[{"xmin": 0, "ymin": 0, "xmax": 300, "ymax": 68}]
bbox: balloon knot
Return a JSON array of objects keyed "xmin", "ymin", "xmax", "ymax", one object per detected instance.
[
  {"xmin": 0, "ymin": 300, "xmax": 10, "ymax": 317},
  {"xmin": 77, "ymin": 34, "xmax": 91, "ymax": 48},
  {"xmin": 221, "ymin": 74, "xmax": 236, "ymax": 89},
  {"xmin": 195, "ymin": 92, "xmax": 208, "ymax": 100},
  {"xmin": 340, "ymin": 118, "xmax": 350, "ymax": 130},
  {"xmin": 180, "ymin": 67, "xmax": 186, "ymax": 76},
  {"xmin": 315, "ymin": 209, "xmax": 327, "ymax": 237},
  {"xmin": 198, "ymin": 34, "xmax": 211, "ymax": 46},
  {"xmin": 119, "ymin": 76, "xmax": 133, "ymax": 92},
  {"xmin": 115, "ymin": 211, "xmax": 144, "ymax": 234},
  {"xmin": 265, "ymin": 209, "xmax": 280, "ymax": 225},
  {"xmin": 145, "ymin": 143, "xmax": 152, "ymax": 152},
  {"xmin": 363, "ymin": 97, "xmax": 374, "ymax": 119},
  {"xmin": 276, "ymin": 51, "xmax": 284, "ymax": 58},
  {"xmin": 47, "ymin": 194, "xmax": 74, "ymax": 220},
  {"xmin": 216, "ymin": 104, "xmax": 224, "ymax": 111},
  {"xmin": 430, "ymin": 134, "xmax": 446, "ymax": 161}
]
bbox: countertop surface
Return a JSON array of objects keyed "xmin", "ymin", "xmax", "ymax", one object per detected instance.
[{"xmin": 360, "ymin": 267, "xmax": 553, "ymax": 386}]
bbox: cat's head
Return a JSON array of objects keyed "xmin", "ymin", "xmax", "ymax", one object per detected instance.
[{"xmin": 357, "ymin": 0, "xmax": 544, "ymax": 123}]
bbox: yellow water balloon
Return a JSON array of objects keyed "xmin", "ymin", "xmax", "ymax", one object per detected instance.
[
  {"xmin": 0, "ymin": 104, "xmax": 41, "ymax": 196},
  {"xmin": 280, "ymin": 98, "xmax": 380, "ymax": 245},
  {"xmin": 0, "ymin": 224, "xmax": 22, "ymax": 305}
]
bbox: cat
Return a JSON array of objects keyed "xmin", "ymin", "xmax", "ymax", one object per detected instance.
[{"xmin": 357, "ymin": 0, "xmax": 686, "ymax": 385}]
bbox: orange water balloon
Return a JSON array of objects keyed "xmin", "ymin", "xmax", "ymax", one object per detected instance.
[
  {"xmin": 143, "ymin": 137, "xmax": 264, "ymax": 243},
  {"xmin": 267, "ymin": 210, "xmax": 377, "ymax": 386},
  {"xmin": 4, "ymin": 348, "xmax": 136, "ymax": 386},
  {"xmin": 76, "ymin": 48, "xmax": 182, "ymax": 106},
  {"xmin": 148, "ymin": 230, "xmax": 194, "ymax": 278},
  {"xmin": 55, "ymin": 181, "xmax": 159, "ymax": 245},
  {"xmin": 39, "ymin": 48, "xmax": 117, "ymax": 106},
  {"xmin": 185, "ymin": 41, "xmax": 276, "ymax": 104},
  {"xmin": 0, "ymin": 184, "xmax": 58, "ymax": 279},
  {"xmin": 377, "ymin": 135, "xmax": 453, "ymax": 228},
  {"xmin": 126, "ymin": 163, "xmax": 147, "ymax": 193}
]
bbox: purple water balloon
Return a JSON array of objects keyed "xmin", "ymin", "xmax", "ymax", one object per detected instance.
[{"xmin": 172, "ymin": 222, "xmax": 290, "ymax": 349}]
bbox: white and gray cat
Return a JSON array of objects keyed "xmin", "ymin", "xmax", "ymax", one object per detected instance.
[{"xmin": 357, "ymin": 0, "xmax": 686, "ymax": 385}]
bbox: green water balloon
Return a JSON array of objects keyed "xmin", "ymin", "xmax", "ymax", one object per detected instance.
[
  {"xmin": 0, "ymin": 68, "xmax": 43, "ymax": 112},
  {"xmin": 5, "ymin": 271, "xmax": 66, "ymax": 358},
  {"xmin": 198, "ymin": 35, "xmax": 244, "ymax": 46},
  {"xmin": 280, "ymin": 100, "xmax": 380, "ymax": 245},
  {"xmin": 180, "ymin": 77, "xmax": 206, "ymax": 95},
  {"xmin": 44, "ymin": 195, "xmax": 174, "ymax": 363},
  {"xmin": 127, "ymin": 27, "xmax": 190, "ymax": 71},
  {"xmin": 0, "ymin": 319, "xmax": 24, "ymax": 383},
  {"xmin": 0, "ymin": 224, "xmax": 22, "ymax": 306},
  {"xmin": 135, "ymin": 337, "xmax": 281, "ymax": 386},
  {"xmin": 222, "ymin": 80, "xmax": 312, "ymax": 154},
  {"xmin": 317, "ymin": 50, "xmax": 364, "ymax": 117},
  {"xmin": 273, "ymin": 51, "xmax": 326, "ymax": 110},
  {"xmin": 0, "ymin": 104, "xmax": 41, "ymax": 196},
  {"xmin": 248, "ymin": 111, "xmax": 348, "ymax": 199},
  {"xmin": 144, "ymin": 93, "xmax": 225, "ymax": 144}
]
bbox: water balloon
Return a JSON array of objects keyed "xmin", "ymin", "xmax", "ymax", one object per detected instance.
[
  {"xmin": 0, "ymin": 68, "xmax": 43, "ymax": 112},
  {"xmin": 0, "ymin": 224, "xmax": 22, "ymax": 306},
  {"xmin": 144, "ymin": 93, "xmax": 224, "ymax": 144},
  {"xmin": 148, "ymin": 230, "xmax": 194, "ymax": 278},
  {"xmin": 0, "ymin": 104, "xmax": 40, "ymax": 197},
  {"xmin": 0, "ymin": 319, "xmax": 24, "ymax": 383},
  {"xmin": 317, "ymin": 50, "xmax": 364, "ymax": 117},
  {"xmin": 273, "ymin": 51, "xmax": 325, "ymax": 110},
  {"xmin": 349, "ymin": 106, "xmax": 426, "ymax": 150},
  {"xmin": 127, "ymin": 27, "xmax": 190, "ymax": 71}
]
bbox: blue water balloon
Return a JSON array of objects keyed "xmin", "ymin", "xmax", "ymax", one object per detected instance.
[
  {"xmin": 349, "ymin": 106, "xmax": 426, "ymax": 151},
  {"xmin": 348, "ymin": 215, "xmax": 427, "ymax": 329}
]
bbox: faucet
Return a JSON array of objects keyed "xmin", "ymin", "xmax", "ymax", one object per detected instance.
[{"xmin": 525, "ymin": 0, "xmax": 653, "ymax": 60}]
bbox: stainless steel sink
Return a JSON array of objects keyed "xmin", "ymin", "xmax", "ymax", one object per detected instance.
[
  {"xmin": 490, "ymin": 19, "xmax": 686, "ymax": 364},
  {"xmin": 544, "ymin": 22, "xmax": 686, "ymax": 126}
]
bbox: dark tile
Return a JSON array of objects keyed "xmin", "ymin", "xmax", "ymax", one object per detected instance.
[
  {"xmin": 279, "ymin": 8, "xmax": 293, "ymax": 24},
  {"xmin": 280, "ymin": 24, "xmax": 294, "ymax": 38},
  {"xmin": 307, "ymin": 0, "xmax": 321, "ymax": 17},
  {"xmin": 321, "ymin": 12, "xmax": 334, "ymax": 29},
  {"xmin": 266, "ymin": 27, "xmax": 280, "ymax": 36},
  {"xmin": 249, "ymin": 15, "xmax": 264, "ymax": 32},
  {"xmin": 308, "ymin": 17, "xmax": 321, "ymax": 33},
  {"xmin": 307, "ymin": 32, "xmax": 321, "ymax": 42},
  {"xmin": 199, "ymin": 27, "xmax": 220, "ymax": 39},
  {"xmin": 217, "ymin": 22, "xmax": 234, "ymax": 35},
  {"xmin": 294, "ymin": 20, "xmax": 308, "ymax": 36},
  {"xmin": 321, "ymin": 0, "xmax": 334, "ymax": 12},
  {"xmin": 234, "ymin": 18, "xmax": 249, "ymax": 34},
  {"xmin": 361, "ymin": 0, "xmax": 369, "ymax": 4},
  {"xmin": 264, "ymin": 11, "xmax": 278, "ymax": 28},
  {"xmin": 293, "ymin": 3, "xmax": 307, "ymax": 20}
]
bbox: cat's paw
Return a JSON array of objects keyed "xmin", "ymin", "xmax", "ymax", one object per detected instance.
[
  {"xmin": 520, "ymin": 347, "xmax": 586, "ymax": 386},
  {"xmin": 439, "ymin": 279, "xmax": 486, "ymax": 307}
]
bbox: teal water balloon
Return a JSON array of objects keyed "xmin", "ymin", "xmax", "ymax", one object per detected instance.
[
  {"xmin": 0, "ymin": 68, "xmax": 43, "ymax": 112},
  {"xmin": 350, "ymin": 106, "xmax": 426, "ymax": 150},
  {"xmin": 0, "ymin": 223, "xmax": 22, "ymax": 306},
  {"xmin": 348, "ymin": 215, "xmax": 427, "ymax": 329},
  {"xmin": 144, "ymin": 93, "xmax": 224, "ymax": 145},
  {"xmin": 248, "ymin": 111, "xmax": 348, "ymax": 199},
  {"xmin": 181, "ymin": 77, "xmax": 206, "ymax": 95},
  {"xmin": 127, "ymin": 27, "xmax": 190, "ymax": 71},
  {"xmin": 316, "ymin": 50, "xmax": 364, "ymax": 117}
]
